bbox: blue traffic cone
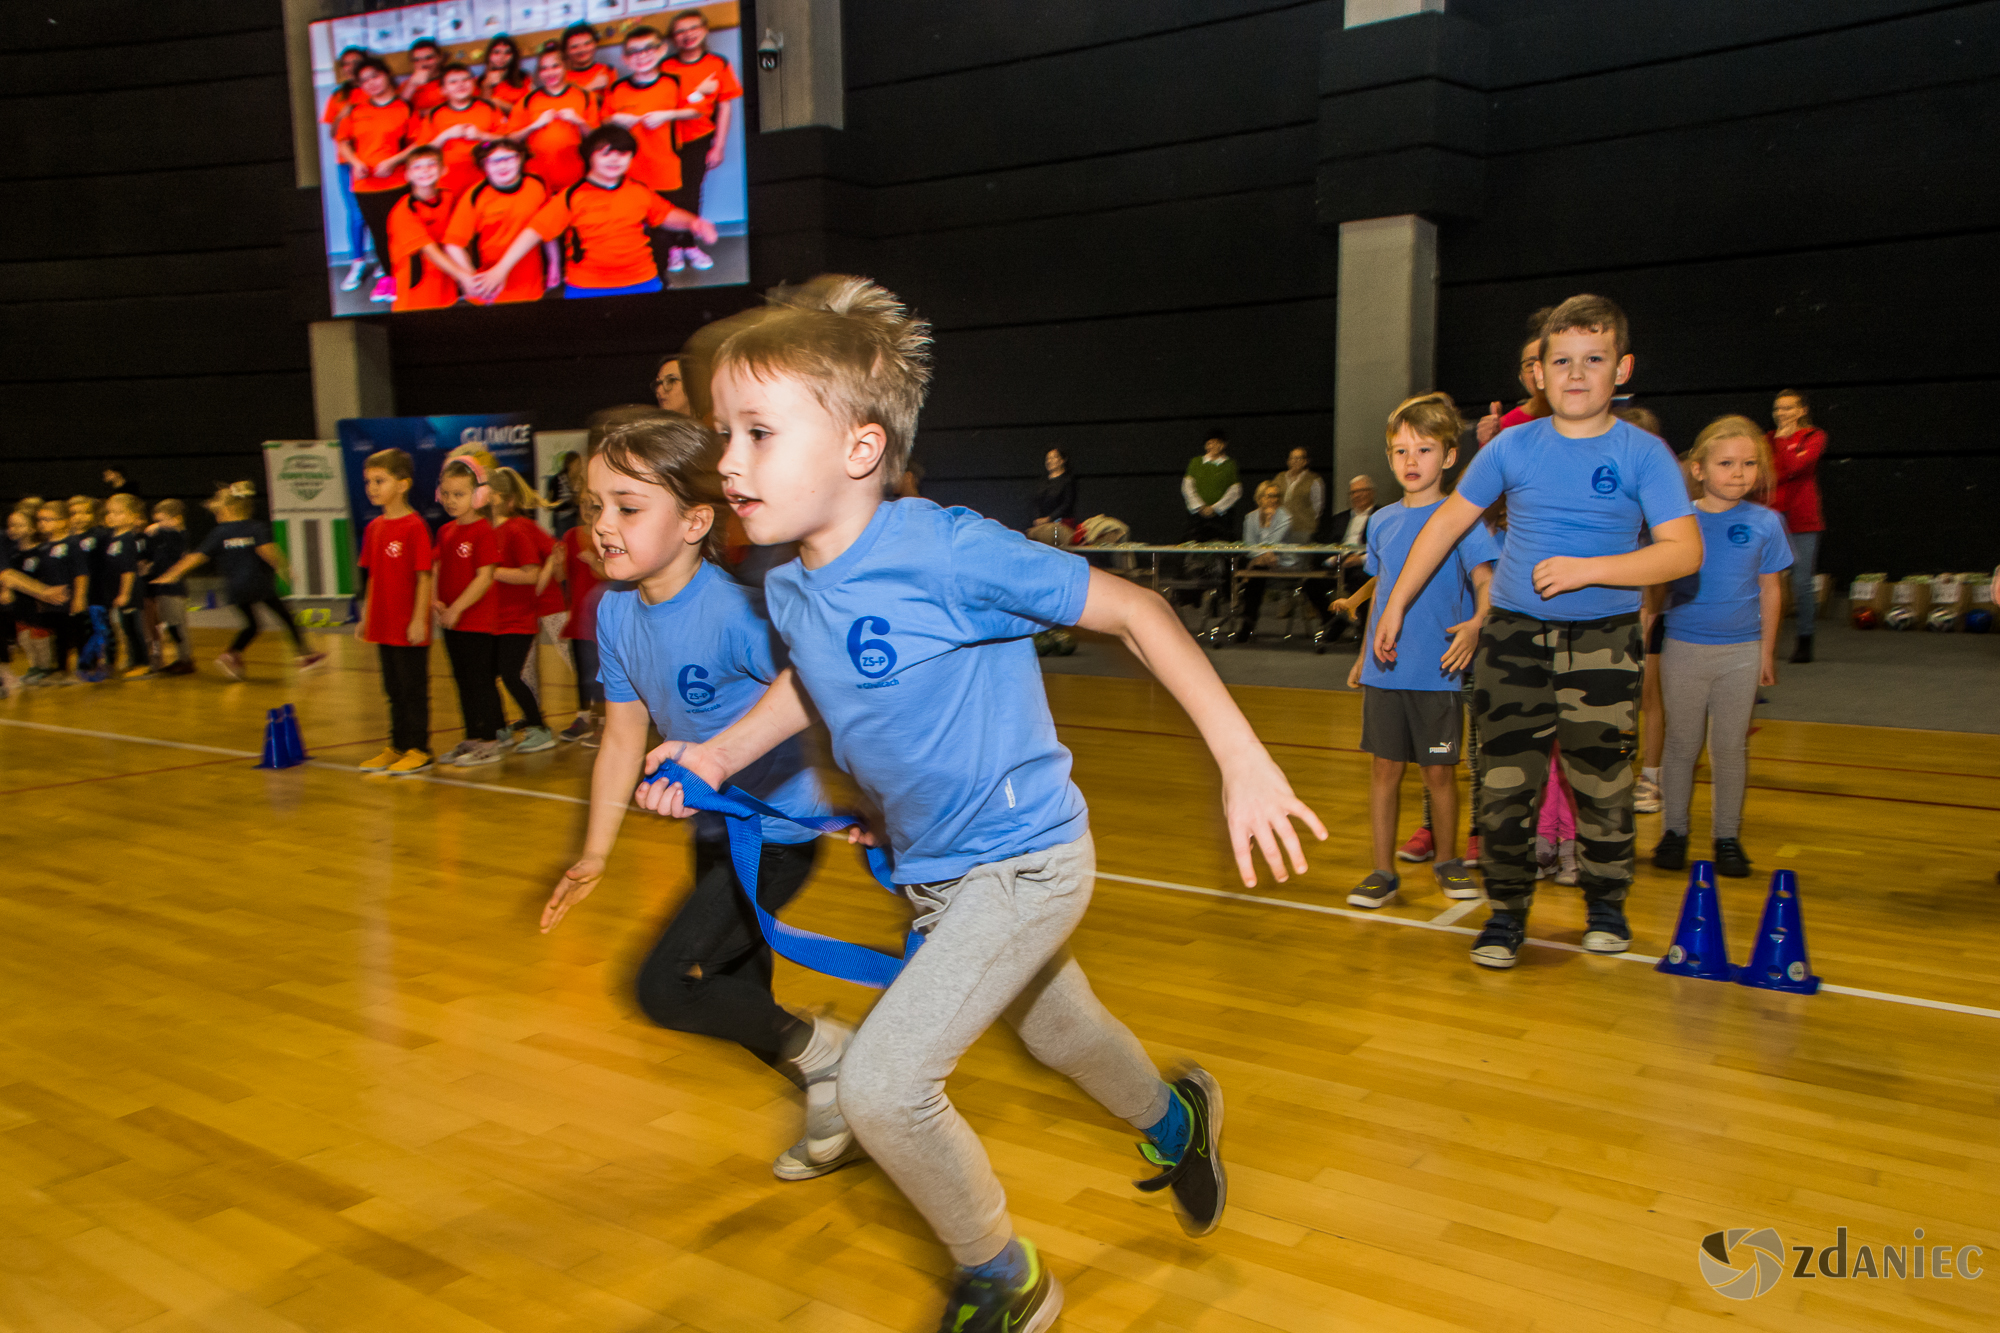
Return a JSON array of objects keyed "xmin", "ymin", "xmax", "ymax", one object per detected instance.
[
  {"xmin": 255, "ymin": 708, "xmax": 287, "ymax": 769},
  {"xmin": 1734, "ymin": 868, "xmax": 1821, "ymax": 995},
  {"xmin": 1656, "ymin": 860, "xmax": 1732, "ymax": 981},
  {"xmin": 279, "ymin": 703, "xmax": 308, "ymax": 766}
]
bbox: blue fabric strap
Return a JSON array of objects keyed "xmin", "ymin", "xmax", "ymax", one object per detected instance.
[{"xmin": 643, "ymin": 760, "xmax": 918, "ymax": 989}]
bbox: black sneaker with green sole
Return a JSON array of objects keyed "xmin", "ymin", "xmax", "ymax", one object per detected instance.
[
  {"xmin": 1133, "ymin": 1066, "xmax": 1227, "ymax": 1236},
  {"xmin": 935, "ymin": 1238, "xmax": 1060, "ymax": 1333}
]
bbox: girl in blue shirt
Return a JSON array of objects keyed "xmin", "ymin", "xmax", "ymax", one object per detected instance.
[
  {"xmin": 1651, "ymin": 417, "xmax": 1791, "ymax": 878},
  {"xmin": 538, "ymin": 413, "xmax": 860, "ymax": 1183}
]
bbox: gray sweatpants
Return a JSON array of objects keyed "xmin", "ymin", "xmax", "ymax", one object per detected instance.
[
  {"xmin": 838, "ymin": 831, "xmax": 1169, "ymax": 1266},
  {"xmin": 1660, "ymin": 636, "xmax": 1760, "ymax": 839}
]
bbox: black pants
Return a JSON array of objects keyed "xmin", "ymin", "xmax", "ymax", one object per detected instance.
[
  {"xmin": 663, "ymin": 134, "xmax": 713, "ymax": 249},
  {"xmin": 1183, "ymin": 510, "xmax": 1234, "ymax": 543},
  {"xmin": 352, "ymin": 187, "xmax": 405, "ymax": 276},
  {"xmin": 571, "ymin": 637, "xmax": 602, "ymax": 710},
  {"xmin": 443, "ymin": 628, "xmax": 503, "ymax": 740},
  {"xmin": 229, "ymin": 595, "xmax": 305, "ymax": 655},
  {"xmin": 53, "ymin": 610, "xmax": 87, "ymax": 671},
  {"xmin": 634, "ymin": 837, "xmax": 817, "ymax": 1075},
  {"xmin": 493, "ymin": 632, "xmax": 543, "ymax": 729},
  {"xmin": 378, "ymin": 643, "xmax": 432, "ymax": 753},
  {"xmin": 117, "ymin": 607, "xmax": 148, "ymax": 669}
]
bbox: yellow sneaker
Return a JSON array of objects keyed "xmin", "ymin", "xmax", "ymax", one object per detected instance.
[
  {"xmin": 386, "ymin": 750, "xmax": 434, "ymax": 775},
  {"xmin": 359, "ymin": 747, "xmax": 401, "ymax": 772},
  {"xmin": 123, "ymin": 665, "xmax": 154, "ymax": 681}
]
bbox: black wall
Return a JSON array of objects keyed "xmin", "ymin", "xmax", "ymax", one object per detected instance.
[{"xmin": 4, "ymin": 0, "xmax": 1994, "ymax": 581}]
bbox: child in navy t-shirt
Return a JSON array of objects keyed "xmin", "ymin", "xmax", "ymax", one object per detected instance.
[
  {"xmin": 1375, "ymin": 295, "xmax": 1702, "ymax": 970},
  {"xmin": 1652, "ymin": 418, "xmax": 1791, "ymax": 880},
  {"xmin": 151, "ymin": 482, "xmax": 322, "ymax": 681}
]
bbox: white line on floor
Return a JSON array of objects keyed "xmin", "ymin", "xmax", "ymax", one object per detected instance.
[{"xmin": 10, "ymin": 717, "xmax": 2000, "ymax": 1022}]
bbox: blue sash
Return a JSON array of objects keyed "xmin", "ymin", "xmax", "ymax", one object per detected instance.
[{"xmin": 643, "ymin": 761, "xmax": 919, "ymax": 989}]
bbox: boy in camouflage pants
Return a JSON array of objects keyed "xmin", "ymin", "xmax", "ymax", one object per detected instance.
[{"xmin": 1369, "ymin": 295, "xmax": 1703, "ymax": 968}]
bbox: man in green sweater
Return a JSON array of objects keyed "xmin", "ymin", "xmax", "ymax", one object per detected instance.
[{"xmin": 1181, "ymin": 430, "xmax": 1241, "ymax": 543}]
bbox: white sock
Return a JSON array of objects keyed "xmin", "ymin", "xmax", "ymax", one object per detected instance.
[
  {"xmin": 792, "ymin": 1014, "xmax": 845, "ymax": 1078},
  {"xmin": 1642, "ymin": 766, "xmax": 1660, "ymax": 783}
]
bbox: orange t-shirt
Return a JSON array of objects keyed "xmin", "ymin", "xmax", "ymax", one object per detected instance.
[
  {"xmin": 404, "ymin": 77, "xmax": 446, "ymax": 113},
  {"xmin": 388, "ymin": 190, "xmax": 460, "ymax": 311},
  {"xmin": 529, "ymin": 177, "xmax": 675, "ymax": 290},
  {"xmin": 320, "ymin": 83, "xmax": 359, "ymax": 127},
  {"xmin": 483, "ymin": 74, "xmax": 529, "ymax": 107},
  {"xmin": 664, "ymin": 52, "xmax": 740, "ymax": 145},
  {"xmin": 336, "ymin": 96, "xmax": 414, "ymax": 191},
  {"xmin": 508, "ymin": 85, "xmax": 597, "ymax": 192},
  {"xmin": 598, "ymin": 74, "xmax": 684, "ymax": 192},
  {"xmin": 422, "ymin": 98, "xmax": 508, "ymax": 197},
  {"xmin": 443, "ymin": 176, "xmax": 550, "ymax": 302},
  {"xmin": 571, "ymin": 62, "xmax": 615, "ymax": 93}
]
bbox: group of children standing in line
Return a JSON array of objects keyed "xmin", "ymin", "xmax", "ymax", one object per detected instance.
[
  {"xmin": 1335, "ymin": 295, "xmax": 1799, "ymax": 971},
  {"xmin": 354, "ymin": 444, "xmax": 606, "ymax": 775}
]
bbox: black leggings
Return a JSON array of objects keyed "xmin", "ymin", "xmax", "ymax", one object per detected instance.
[
  {"xmin": 634, "ymin": 837, "xmax": 817, "ymax": 1075},
  {"xmin": 378, "ymin": 643, "xmax": 432, "ymax": 753},
  {"xmin": 118, "ymin": 607, "xmax": 149, "ymax": 669},
  {"xmin": 229, "ymin": 595, "xmax": 306, "ymax": 655},
  {"xmin": 494, "ymin": 632, "xmax": 543, "ymax": 729},
  {"xmin": 663, "ymin": 134, "xmax": 713, "ymax": 248},
  {"xmin": 443, "ymin": 628, "xmax": 503, "ymax": 740},
  {"xmin": 571, "ymin": 637, "xmax": 601, "ymax": 710},
  {"xmin": 352, "ymin": 186, "xmax": 405, "ymax": 274}
]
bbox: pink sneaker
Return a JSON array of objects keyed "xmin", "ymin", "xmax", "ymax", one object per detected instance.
[
  {"xmin": 295, "ymin": 652, "xmax": 327, "ymax": 673},
  {"xmin": 1464, "ymin": 834, "xmax": 1481, "ymax": 866},
  {"xmin": 369, "ymin": 274, "xmax": 395, "ymax": 302},
  {"xmin": 215, "ymin": 651, "xmax": 246, "ymax": 681},
  {"xmin": 1396, "ymin": 826, "xmax": 1435, "ymax": 863}
]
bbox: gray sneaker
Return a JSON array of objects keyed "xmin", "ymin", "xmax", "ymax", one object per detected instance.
[
  {"xmin": 1346, "ymin": 870, "xmax": 1399, "ymax": 909},
  {"xmin": 1433, "ymin": 858, "xmax": 1482, "ymax": 900},
  {"xmin": 513, "ymin": 724, "xmax": 557, "ymax": 754},
  {"xmin": 452, "ymin": 739, "xmax": 505, "ymax": 767},
  {"xmin": 437, "ymin": 740, "xmax": 479, "ymax": 765},
  {"xmin": 772, "ymin": 1017, "xmax": 866, "ymax": 1181}
]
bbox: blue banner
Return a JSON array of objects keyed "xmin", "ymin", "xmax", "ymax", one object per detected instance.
[{"xmin": 336, "ymin": 413, "xmax": 534, "ymax": 534}]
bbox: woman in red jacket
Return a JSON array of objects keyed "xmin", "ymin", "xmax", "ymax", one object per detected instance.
[{"xmin": 1768, "ymin": 389, "xmax": 1826, "ymax": 663}]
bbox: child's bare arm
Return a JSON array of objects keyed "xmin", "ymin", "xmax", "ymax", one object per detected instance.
[
  {"xmin": 441, "ymin": 565, "xmax": 495, "ymax": 626},
  {"xmin": 1374, "ymin": 493, "xmax": 1485, "ymax": 664},
  {"xmin": 152, "ymin": 551, "xmax": 206, "ymax": 584},
  {"xmin": 1757, "ymin": 570, "xmax": 1782, "ymax": 687},
  {"xmin": 542, "ymin": 700, "xmax": 652, "ymax": 932},
  {"xmin": 255, "ymin": 542, "xmax": 292, "ymax": 586},
  {"xmin": 1441, "ymin": 562, "xmax": 1493, "ymax": 674},
  {"xmin": 1531, "ymin": 514, "xmax": 1703, "ymax": 598},
  {"xmin": 1075, "ymin": 568, "xmax": 1325, "ymax": 886},
  {"xmin": 634, "ymin": 668, "xmax": 815, "ymax": 818},
  {"xmin": 1331, "ymin": 576, "xmax": 1377, "ymax": 619},
  {"xmin": 491, "ymin": 562, "xmax": 542, "ymax": 585},
  {"xmin": 409, "ymin": 571, "xmax": 433, "ymax": 643}
]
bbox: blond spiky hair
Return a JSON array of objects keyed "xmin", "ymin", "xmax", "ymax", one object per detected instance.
[{"xmin": 712, "ymin": 274, "xmax": 934, "ymax": 490}]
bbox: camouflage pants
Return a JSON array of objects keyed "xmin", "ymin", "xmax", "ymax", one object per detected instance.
[{"xmin": 1473, "ymin": 609, "xmax": 1642, "ymax": 911}]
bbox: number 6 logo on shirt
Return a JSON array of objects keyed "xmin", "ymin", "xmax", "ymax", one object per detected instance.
[
  {"xmin": 1591, "ymin": 464, "xmax": 1620, "ymax": 495},
  {"xmin": 846, "ymin": 615, "xmax": 896, "ymax": 680},
  {"xmin": 677, "ymin": 663, "xmax": 715, "ymax": 707}
]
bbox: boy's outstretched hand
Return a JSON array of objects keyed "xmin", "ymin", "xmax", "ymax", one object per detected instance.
[
  {"xmin": 1220, "ymin": 753, "xmax": 1326, "ymax": 887},
  {"xmin": 1441, "ymin": 616, "xmax": 1483, "ymax": 673},
  {"xmin": 540, "ymin": 857, "xmax": 603, "ymax": 933},
  {"xmin": 634, "ymin": 738, "xmax": 730, "ymax": 817}
]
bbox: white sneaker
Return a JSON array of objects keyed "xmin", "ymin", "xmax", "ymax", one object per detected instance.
[
  {"xmin": 684, "ymin": 246, "xmax": 714, "ymax": 272},
  {"xmin": 1634, "ymin": 774, "xmax": 1663, "ymax": 814},
  {"xmin": 340, "ymin": 261, "xmax": 369, "ymax": 291},
  {"xmin": 452, "ymin": 740, "xmax": 505, "ymax": 767},
  {"xmin": 772, "ymin": 1016, "xmax": 865, "ymax": 1181},
  {"xmin": 665, "ymin": 248, "xmax": 687, "ymax": 273}
]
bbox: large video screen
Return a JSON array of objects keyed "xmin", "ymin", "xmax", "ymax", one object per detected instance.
[{"xmin": 307, "ymin": 2, "xmax": 748, "ymax": 316}]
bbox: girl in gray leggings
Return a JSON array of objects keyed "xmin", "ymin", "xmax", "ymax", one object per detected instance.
[{"xmin": 1650, "ymin": 417, "xmax": 1793, "ymax": 878}]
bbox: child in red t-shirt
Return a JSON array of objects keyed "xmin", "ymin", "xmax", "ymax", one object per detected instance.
[
  {"xmin": 486, "ymin": 468, "xmax": 557, "ymax": 754},
  {"xmin": 541, "ymin": 492, "xmax": 607, "ymax": 744},
  {"xmin": 434, "ymin": 449, "xmax": 504, "ymax": 766},
  {"xmin": 357, "ymin": 449, "xmax": 436, "ymax": 774}
]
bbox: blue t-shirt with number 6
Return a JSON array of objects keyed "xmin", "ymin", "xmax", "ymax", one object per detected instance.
[
  {"xmin": 1663, "ymin": 502, "xmax": 1792, "ymax": 645},
  {"xmin": 764, "ymin": 499, "xmax": 1092, "ymax": 884},
  {"xmin": 595, "ymin": 560, "xmax": 828, "ymax": 845},
  {"xmin": 1457, "ymin": 416, "xmax": 1694, "ymax": 621}
]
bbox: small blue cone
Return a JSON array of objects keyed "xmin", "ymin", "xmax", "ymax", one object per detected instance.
[
  {"xmin": 255, "ymin": 708, "xmax": 287, "ymax": 769},
  {"xmin": 1734, "ymin": 868, "xmax": 1821, "ymax": 995},
  {"xmin": 1656, "ymin": 860, "xmax": 1732, "ymax": 981},
  {"xmin": 280, "ymin": 703, "xmax": 308, "ymax": 766}
]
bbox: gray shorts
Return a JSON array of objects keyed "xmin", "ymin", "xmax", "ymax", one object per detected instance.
[
  {"xmin": 150, "ymin": 594, "xmax": 187, "ymax": 628},
  {"xmin": 1361, "ymin": 685, "xmax": 1462, "ymax": 764}
]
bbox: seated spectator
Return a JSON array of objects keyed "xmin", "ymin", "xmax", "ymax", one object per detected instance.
[
  {"xmin": 1029, "ymin": 448, "xmax": 1078, "ymax": 545},
  {"xmin": 1235, "ymin": 482, "xmax": 1300, "ymax": 643}
]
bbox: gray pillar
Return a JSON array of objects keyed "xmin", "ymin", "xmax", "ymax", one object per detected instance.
[
  {"xmin": 1344, "ymin": 0, "xmax": 1445, "ymax": 26},
  {"xmin": 310, "ymin": 321, "xmax": 394, "ymax": 439},
  {"xmin": 1334, "ymin": 215, "xmax": 1437, "ymax": 498}
]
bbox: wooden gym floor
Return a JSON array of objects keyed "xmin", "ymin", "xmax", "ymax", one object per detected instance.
[{"xmin": 2, "ymin": 630, "xmax": 1996, "ymax": 1333}]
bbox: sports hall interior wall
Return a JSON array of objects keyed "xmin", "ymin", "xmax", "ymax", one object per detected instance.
[{"xmin": 3, "ymin": 1, "xmax": 1993, "ymax": 579}]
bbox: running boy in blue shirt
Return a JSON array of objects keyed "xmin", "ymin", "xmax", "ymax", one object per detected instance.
[
  {"xmin": 1373, "ymin": 295, "xmax": 1702, "ymax": 969},
  {"xmin": 1339, "ymin": 393, "xmax": 1498, "ymax": 909},
  {"xmin": 639, "ymin": 276, "xmax": 1326, "ymax": 1333}
]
